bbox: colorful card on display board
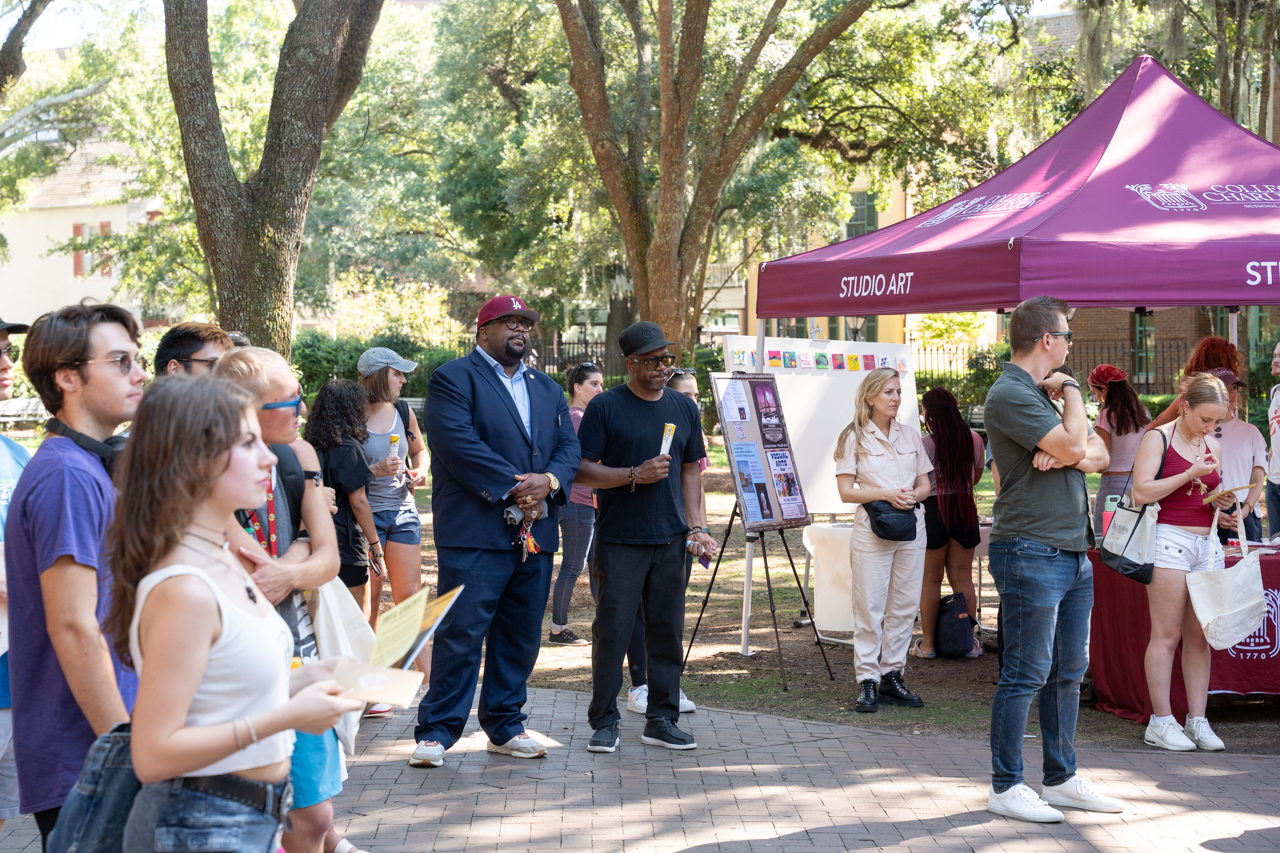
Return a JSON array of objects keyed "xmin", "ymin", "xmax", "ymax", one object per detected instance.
[
  {"xmin": 879, "ymin": 356, "xmax": 890, "ymax": 368},
  {"xmin": 815, "ymin": 353, "xmax": 829, "ymax": 369},
  {"xmin": 732, "ymin": 349, "xmax": 747, "ymax": 365},
  {"xmin": 783, "ymin": 352, "xmax": 797, "ymax": 368},
  {"xmin": 862, "ymin": 355, "xmax": 875, "ymax": 370},
  {"xmin": 767, "ymin": 350, "xmax": 782, "ymax": 367},
  {"xmin": 897, "ymin": 357, "xmax": 909, "ymax": 372},
  {"xmin": 831, "ymin": 353, "xmax": 845, "ymax": 370},
  {"xmin": 799, "ymin": 352, "xmax": 814, "ymax": 369}
]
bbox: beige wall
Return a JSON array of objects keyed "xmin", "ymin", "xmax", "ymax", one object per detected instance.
[{"xmin": 0, "ymin": 203, "xmax": 134, "ymax": 325}]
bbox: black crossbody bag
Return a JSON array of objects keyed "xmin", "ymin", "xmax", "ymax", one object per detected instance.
[{"xmin": 864, "ymin": 500, "xmax": 918, "ymax": 541}]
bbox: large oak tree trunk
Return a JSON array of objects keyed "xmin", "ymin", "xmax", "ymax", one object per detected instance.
[{"xmin": 165, "ymin": 0, "xmax": 383, "ymax": 355}]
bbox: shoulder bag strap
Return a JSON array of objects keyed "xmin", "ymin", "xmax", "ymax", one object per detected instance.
[{"xmin": 1122, "ymin": 428, "xmax": 1170, "ymax": 507}]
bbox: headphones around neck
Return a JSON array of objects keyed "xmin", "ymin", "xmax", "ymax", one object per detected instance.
[{"xmin": 45, "ymin": 418, "xmax": 121, "ymax": 471}]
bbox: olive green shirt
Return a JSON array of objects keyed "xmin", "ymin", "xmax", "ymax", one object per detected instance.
[{"xmin": 986, "ymin": 362, "xmax": 1094, "ymax": 551}]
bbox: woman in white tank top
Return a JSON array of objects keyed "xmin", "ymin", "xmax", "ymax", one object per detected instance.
[{"xmin": 103, "ymin": 377, "xmax": 363, "ymax": 851}]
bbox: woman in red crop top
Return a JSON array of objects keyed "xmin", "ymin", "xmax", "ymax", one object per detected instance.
[{"xmin": 1130, "ymin": 373, "xmax": 1232, "ymax": 752}]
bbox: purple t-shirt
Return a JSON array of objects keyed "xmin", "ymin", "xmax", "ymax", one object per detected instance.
[{"xmin": 3, "ymin": 436, "xmax": 138, "ymax": 813}]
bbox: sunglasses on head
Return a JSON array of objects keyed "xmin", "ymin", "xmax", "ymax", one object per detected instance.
[
  {"xmin": 67, "ymin": 352, "xmax": 148, "ymax": 375},
  {"xmin": 487, "ymin": 316, "xmax": 535, "ymax": 332},
  {"xmin": 670, "ymin": 367, "xmax": 697, "ymax": 376},
  {"xmin": 630, "ymin": 354, "xmax": 676, "ymax": 371}
]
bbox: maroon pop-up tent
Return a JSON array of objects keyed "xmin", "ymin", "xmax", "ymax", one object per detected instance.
[{"xmin": 757, "ymin": 55, "xmax": 1280, "ymax": 317}]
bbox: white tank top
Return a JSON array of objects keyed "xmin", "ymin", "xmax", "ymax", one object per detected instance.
[{"xmin": 129, "ymin": 565, "xmax": 296, "ymax": 777}]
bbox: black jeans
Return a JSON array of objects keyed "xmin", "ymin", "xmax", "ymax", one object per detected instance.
[
  {"xmin": 589, "ymin": 538, "xmax": 687, "ymax": 729},
  {"xmin": 625, "ymin": 550, "xmax": 695, "ymax": 688}
]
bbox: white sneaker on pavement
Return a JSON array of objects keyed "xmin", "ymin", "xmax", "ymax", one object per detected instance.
[
  {"xmin": 1041, "ymin": 775, "xmax": 1125, "ymax": 813},
  {"xmin": 678, "ymin": 688, "xmax": 696, "ymax": 713},
  {"xmin": 486, "ymin": 733, "xmax": 547, "ymax": 759},
  {"xmin": 1184, "ymin": 716, "xmax": 1225, "ymax": 751},
  {"xmin": 986, "ymin": 783, "xmax": 1065, "ymax": 823},
  {"xmin": 1145, "ymin": 717, "xmax": 1197, "ymax": 751},
  {"xmin": 408, "ymin": 740, "xmax": 445, "ymax": 768},
  {"xmin": 627, "ymin": 684, "xmax": 648, "ymax": 714},
  {"xmin": 362, "ymin": 703, "xmax": 394, "ymax": 718}
]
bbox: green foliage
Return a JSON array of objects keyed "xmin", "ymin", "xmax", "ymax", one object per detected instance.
[
  {"xmin": 915, "ymin": 313, "xmax": 988, "ymax": 346},
  {"xmin": 1139, "ymin": 394, "xmax": 1178, "ymax": 422},
  {"xmin": 692, "ymin": 346, "xmax": 726, "ymax": 434},
  {"xmin": 291, "ymin": 330, "xmax": 467, "ymax": 399}
]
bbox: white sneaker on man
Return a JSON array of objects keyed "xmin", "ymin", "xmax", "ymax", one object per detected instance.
[
  {"xmin": 486, "ymin": 733, "xmax": 547, "ymax": 759},
  {"xmin": 986, "ymin": 784, "xmax": 1064, "ymax": 823},
  {"xmin": 408, "ymin": 740, "xmax": 445, "ymax": 767},
  {"xmin": 627, "ymin": 684, "xmax": 648, "ymax": 714},
  {"xmin": 1145, "ymin": 717, "xmax": 1196, "ymax": 751},
  {"xmin": 1184, "ymin": 716, "xmax": 1225, "ymax": 751},
  {"xmin": 678, "ymin": 689, "xmax": 696, "ymax": 713},
  {"xmin": 1042, "ymin": 775, "xmax": 1125, "ymax": 813}
]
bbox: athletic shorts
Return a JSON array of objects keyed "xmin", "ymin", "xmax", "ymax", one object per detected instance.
[
  {"xmin": 289, "ymin": 728, "xmax": 344, "ymax": 809},
  {"xmin": 1154, "ymin": 523, "xmax": 1225, "ymax": 573},
  {"xmin": 338, "ymin": 563, "xmax": 371, "ymax": 588},
  {"xmin": 373, "ymin": 507, "xmax": 422, "ymax": 546}
]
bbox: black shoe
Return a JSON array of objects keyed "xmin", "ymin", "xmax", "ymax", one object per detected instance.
[
  {"xmin": 855, "ymin": 679, "xmax": 878, "ymax": 713},
  {"xmin": 879, "ymin": 671, "xmax": 924, "ymax": 707},
  {"xmin": 548, "ymin": 629, "xmax": 589, "ymax": 646},
  {"xmin": 640, "ymin": 718, "xmax": 697, "ymax": 750},
  {"xmin": 587, "ymin": 723, "xmax": 620, "ymax": 753}
]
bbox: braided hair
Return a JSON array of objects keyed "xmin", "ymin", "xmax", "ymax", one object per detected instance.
[{"xmin": 921, "ymin": 387, "xmax": 978, "ymax": 540}]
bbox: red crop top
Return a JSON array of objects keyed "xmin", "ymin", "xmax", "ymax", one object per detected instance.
[{"xmin": 1155, "ymin": 442, "xmax": 1220, "ymax": 527}]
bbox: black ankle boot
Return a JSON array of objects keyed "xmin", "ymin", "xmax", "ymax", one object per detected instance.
[
  {"xmin": 879, "ymin": 670, "xmax": 924, "ymax": 707},
  {"xmin": 855, "ymin": 679, "xmax": 878, "ymax": 713}
]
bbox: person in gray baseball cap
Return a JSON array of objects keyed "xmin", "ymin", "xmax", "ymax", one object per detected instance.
[{"xmin": 357, "ymin": 346, "xmax": 431, "ymax": 681}]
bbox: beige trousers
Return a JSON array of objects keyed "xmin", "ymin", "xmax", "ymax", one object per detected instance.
[{"xmin": 847, "ymin": 508, "xmax": 927, "ymax": 682}]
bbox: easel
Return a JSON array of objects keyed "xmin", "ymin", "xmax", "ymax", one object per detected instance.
[{"xmin": 683, "ymin": 501, "xmax": 835, "ymax": 691}]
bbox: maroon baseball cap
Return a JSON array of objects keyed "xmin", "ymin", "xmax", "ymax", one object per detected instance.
[
  {"xmin": 1208, "ymin": 367, "xmax": 1247, "ymax": 388},
  {"xmin": 477, "ymin": 294, "xmax": 540, "ymax": 330}
]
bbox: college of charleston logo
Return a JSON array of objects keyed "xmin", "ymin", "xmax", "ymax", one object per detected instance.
[{"xmin": 1229, "ymin": 589, "xmax": 1280, "ymax": 660}]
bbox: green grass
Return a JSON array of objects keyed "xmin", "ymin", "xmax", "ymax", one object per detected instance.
[{"xmin": 706, "ymin": 440, "xmax": 728, "ymax": 469}]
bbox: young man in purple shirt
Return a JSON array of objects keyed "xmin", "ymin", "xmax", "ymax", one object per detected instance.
[{"xmin": 4, "ymin": 304, "xmax": 146, "ymax": 845}]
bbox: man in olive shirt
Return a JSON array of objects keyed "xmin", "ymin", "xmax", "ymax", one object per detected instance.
[{"xmin": 984, "ymin": 297, "xmax": 1125, "ymax": 823}]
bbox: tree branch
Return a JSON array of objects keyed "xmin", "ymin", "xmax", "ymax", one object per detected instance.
[
  {"xmin": 0, "ymin": 0, "xmax": 54, "ymax": 102},
  {"xmin": 0, "ymin": 78, "xmax": 109, "ymax": 138},
  {"xmin": 324, "ymin": 0, "xmax": 386, "ymax": 134},
  {"xmin": 708, "ymin": 0, "xmax": 787, "ymax": 154}
]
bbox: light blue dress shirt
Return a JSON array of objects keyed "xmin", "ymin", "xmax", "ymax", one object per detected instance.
[{"xmin": 475, "ymin": 345, "xmax": 531, "ymax": 437}]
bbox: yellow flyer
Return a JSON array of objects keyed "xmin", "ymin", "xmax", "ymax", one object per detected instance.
[{"xmin": 369, "ymin": 585, "xmax": 463, "ymax": 668}]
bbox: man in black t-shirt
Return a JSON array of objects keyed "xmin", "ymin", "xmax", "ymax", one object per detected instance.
[{"xmin": 576, "ymin": 321, "xmax": 716, "ymax": 753}]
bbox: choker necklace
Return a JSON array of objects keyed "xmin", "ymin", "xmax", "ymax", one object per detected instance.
[{"xmin": 179, "ymin": 531, "xmax": 257, "ymax": 604}]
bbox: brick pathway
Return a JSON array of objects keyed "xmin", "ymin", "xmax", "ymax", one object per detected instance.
[{"xmin": 3, "ymin": 688, "xmax": 1278, "ymax": 852}]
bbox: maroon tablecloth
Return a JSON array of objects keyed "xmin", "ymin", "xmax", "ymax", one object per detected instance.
[{"xmin": 1089, "ymin": 550, "xmax": 1280, "ymax": 722}]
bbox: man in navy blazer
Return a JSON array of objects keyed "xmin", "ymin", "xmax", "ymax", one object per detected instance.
[{"xmin": 410, "ymin": 294, "xmax": 580, "ymax": 767}]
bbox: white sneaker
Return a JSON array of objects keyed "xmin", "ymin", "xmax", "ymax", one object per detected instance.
[
  {"xmin": 486, "ymin": 733, "xmax": 547, "ymax": 759},
  {"xmin": 1184, "ymin": 716, "xmax": 1225, "ymax": 751},
  {"xmin": 678, "ymin": 688, "xmax": 696, "ymax": 713},
  {"xmin": 408, "ymin": 740, "xmax": 444, "ymax": 767},
  {"xmin": 1042, "ymin": 775, "xmax": 1125, "ymax": 813},
  {"xmin": 1145, "ymin": 717, "xmax": 1197, "ymax": 751},
  {"xmin": 626, "ymin": 684, "xmax": 648, "ymax": 714},
  {"xmin": 362, "ymin": 703, "xmax": 394, "ymax": 718},
  {"xmin": 986, "ymin": 783, "xmax": 1064, "ymax": 823}
]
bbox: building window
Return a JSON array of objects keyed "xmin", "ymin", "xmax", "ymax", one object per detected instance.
[
  {"xmin": 829, "ymin": 317, "xmax": 867, "ymax": 341},
  {"xmin": 844, "ymin": 191, "xmax": 879, "ymax": 240},
  {"xmin": 865, "ymin": 316, "xmax": 878, "ymax": 342},
  {"xmin": 1134, "ymin": 312, "xmax": 1155, "ymax": 387},
  {"xmin": 72, "ymin": 222, "xmax": 112, "ymax": 278}
]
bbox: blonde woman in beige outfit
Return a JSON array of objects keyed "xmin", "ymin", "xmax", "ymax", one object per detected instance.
[{"xmin": 834, "ymin": 368, "xmax": 933, "ymax": 714}]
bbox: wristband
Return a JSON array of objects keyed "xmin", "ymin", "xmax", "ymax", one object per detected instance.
[
  {"xmin": 629, "ymin": 466, "xmax": 636, "ymax": 492},
  {"xmin": 1060, "ymin": 380, "xmax": 1081, "ymax": 391}
]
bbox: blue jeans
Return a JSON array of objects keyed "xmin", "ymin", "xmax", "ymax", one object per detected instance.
[
  {"xmin": 47, "ymin": 722, "xmax": 138, "ymax": 853},
  {"xmin": 123, "ymin": 778, "xmax": 288, "ymax": 852},
  {"xmin": 552, "ymin": 501, "xmax": 596, "ymax": 628},
  {"xmin": 988, "ymin": 538, "xmax": 1092, "ymax": 793}
]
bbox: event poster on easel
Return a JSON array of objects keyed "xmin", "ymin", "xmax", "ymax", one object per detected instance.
[{"xmin": 711, "ymin": 373, "xmax": 810, "ymax": 532}]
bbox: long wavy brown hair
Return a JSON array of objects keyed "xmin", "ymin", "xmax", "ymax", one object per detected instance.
[{"xmin": 105, "ymin": 376, "xmax": 257, "ymax": 667}]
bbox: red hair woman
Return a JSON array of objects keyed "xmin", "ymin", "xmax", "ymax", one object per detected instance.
[{"xmin": 1149, "ymin": 336, "xmax": 1241, "ymax": 430}]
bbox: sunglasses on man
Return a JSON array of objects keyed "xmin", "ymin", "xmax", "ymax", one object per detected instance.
[
  {"xmin": 0, "ymin": 344, "xmax": 18, "ymax": 362},
  {"xmin": 262, "ymin": 392, "xmax": 303, "ymax": 415},
  {"xmin": 629, "ymin": 354, "xmax": 676, "ymax": 371},
  {"xmin": 67, "ymin": 352, "xmax": 149, "ymax": 375}
]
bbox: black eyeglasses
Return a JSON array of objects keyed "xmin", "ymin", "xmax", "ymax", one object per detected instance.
[
  {"xmin": 176, "ymin": 356, "xmax": 219, "ymax": 368},
  {"xmin": 0, "ymin": 344, "xmax": 18, "ymax": 362},
  {"xmin": 1047, "ymin": 331, "xmax": 1073, "ymax": 344},
  {"xmin": 68, "ymin": 352, "xmax": 148, "ymax": 375},
  {"xmin": 487, "ymin": 316, "xmax": 535, "ymax": 332},
  {"xmin": 629, "ymin": 354, "xmax": 676, "ymax": 371}
]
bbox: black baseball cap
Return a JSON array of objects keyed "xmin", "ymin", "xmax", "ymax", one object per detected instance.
[
  {"xmin": 0, "ymin": 316, "xmax": 29, "ymax": 335},
  {"xmin": 619, "ymin": 321, "xmax": 675, "ymax": 357}
]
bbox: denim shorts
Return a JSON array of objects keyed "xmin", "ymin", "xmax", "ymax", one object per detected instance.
[
  {"xmin": 0, "ymin": 709, "xmax": 18, "ymax": 819},
  {"xmin": 289, "ymin": 729, "xmax": 343, "ymax": 809},
  {"xmin": 123, "ymin": 778, "xmax": 288, "ymax": 852},
  {"xmin": 1154, "ymin": 523, "xmax": 1224, "ymax": 573},
  {"xmin": 373, "ymin": 506, "xmax": 422, "ymax": 546}
]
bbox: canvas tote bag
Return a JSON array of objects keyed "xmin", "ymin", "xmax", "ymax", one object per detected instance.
[
  {"xmin": 308, "ymin": 576, "xmax": 377, "ymax": 754},
  {"xmin": 1187, "ymin": 508, "xmax": 1269, "ymax": 651},
  {"xmin": 1099, "ymin": 430, "xmax": 1170, "ymax": 584}
]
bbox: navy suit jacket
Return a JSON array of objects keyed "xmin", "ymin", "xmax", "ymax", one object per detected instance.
[{"xmin": 426, "ymin": 348, "xmax": 581, "ymax": 552}]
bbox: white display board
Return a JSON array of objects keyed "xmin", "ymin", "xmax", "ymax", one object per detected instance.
[{"xmin": 719, "ymin": 335, "xmax": 919, "ymax": 516}]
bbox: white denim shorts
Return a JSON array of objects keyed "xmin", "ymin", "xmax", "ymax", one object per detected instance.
[{"xmin": 1154, "ymin": 523, "xmax": 1225, "ymax": 573}]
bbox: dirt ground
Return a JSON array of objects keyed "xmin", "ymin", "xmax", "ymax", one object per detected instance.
[{"xmin": 407, "ymin": 479, "xmax": 1280, "ymax": 755}]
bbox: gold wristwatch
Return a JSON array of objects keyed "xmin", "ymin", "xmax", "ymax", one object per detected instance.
[{"xmin": 545, "ymin": 472, "xmax": 561, "ymax": 494}]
